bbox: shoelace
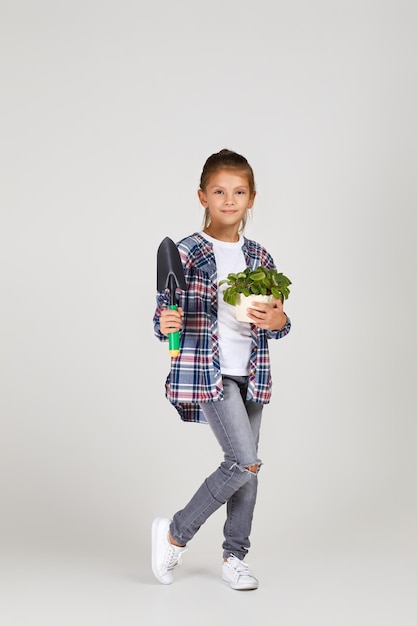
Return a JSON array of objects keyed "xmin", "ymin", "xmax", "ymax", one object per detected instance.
[
  {"xmin": 228, "ymin": 556, "xmax": 251, "ymax": 574},
  {"xmin": 163, "ymin": 545, "xmax": 186, "ymax": 572}
]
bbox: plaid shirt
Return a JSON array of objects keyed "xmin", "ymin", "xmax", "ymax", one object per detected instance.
[{"xmin": 153, "ymin": 232, "xmax": 291, "ymax": 423}]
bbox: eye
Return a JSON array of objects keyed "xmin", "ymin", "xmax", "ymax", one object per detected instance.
[
  {"xmin": 214, "ymin": 189, "xmax": 224, "ymax": 194},
  {"xmin": 236, "ymin": 190, "xmax": 246, "ymax": 195}
]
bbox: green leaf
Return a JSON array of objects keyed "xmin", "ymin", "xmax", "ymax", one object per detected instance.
[
  {"xmin": 221, "ymin": 264, "xmax": 292, "ymax": 305},
  {"xmin": 249, "ymin": 271, "xmax": 265, "ymax": 282}
]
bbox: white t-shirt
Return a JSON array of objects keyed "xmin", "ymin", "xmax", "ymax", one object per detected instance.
[{"xmin": 201, "ymin": 232, "xmax": 251, "ymax": 375}]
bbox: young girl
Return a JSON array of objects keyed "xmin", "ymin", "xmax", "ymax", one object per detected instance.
[{"xmin": 152, "ymin": 149, "xmax": 291, "ymax": 590}]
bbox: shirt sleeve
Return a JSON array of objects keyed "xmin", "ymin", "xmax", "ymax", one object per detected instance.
[{"xmin": 153, "ymin": 289, "xmax": 170, "ymax": 342}]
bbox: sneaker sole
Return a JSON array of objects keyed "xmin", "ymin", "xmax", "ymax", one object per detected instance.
[
  {"xmin": 151, "ymin": 518, "xmax": 172, "ymax": 585},
  {"xmin": 222, "ymin": 575, "xmax": 258, "ymax": 590}
]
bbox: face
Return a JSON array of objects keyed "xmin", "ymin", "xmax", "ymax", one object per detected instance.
[{"xmin": 198, "ymin": 169, "xmax": 255, "ymax": 229}]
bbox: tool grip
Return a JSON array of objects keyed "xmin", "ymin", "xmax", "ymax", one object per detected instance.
[{"xmin": 168, "ymin": 304, "xmax": 180, "ymax": 357}]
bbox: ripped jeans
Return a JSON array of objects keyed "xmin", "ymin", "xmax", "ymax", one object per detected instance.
[{"xmin": 170, "ymin": 375, "xmax": 263, "ymax": 560}]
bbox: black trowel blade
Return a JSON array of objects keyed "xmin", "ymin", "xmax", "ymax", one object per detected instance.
[{"xmin": 157, "ymin": 237, "xmax": 187, "ymax": 293}]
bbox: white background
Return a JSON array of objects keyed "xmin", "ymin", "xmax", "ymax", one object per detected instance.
[{"xmin": 1, "ymin": 1, "xmax": 416, "ymax": 624}]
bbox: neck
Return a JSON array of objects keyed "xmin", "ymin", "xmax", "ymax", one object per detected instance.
[{"xmin": 204, "ymin": 226, "xmax": 240, "ymax": 243}]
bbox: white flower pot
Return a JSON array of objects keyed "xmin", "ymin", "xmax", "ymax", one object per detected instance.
[{"xmin": 234, "ymin": 294, "xmax": 274, "ymax": 323}]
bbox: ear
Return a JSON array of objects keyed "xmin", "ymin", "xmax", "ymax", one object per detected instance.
[
  {"xmin": 198, "ymin": 189, "xmax": 208, "ymax": 208},
  {"xmin": 248, "ymin": 190, "xmax": 256, "ymax": 209}
]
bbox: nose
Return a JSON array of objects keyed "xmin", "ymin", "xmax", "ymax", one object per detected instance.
[{"xmin": 225, "ymin": 193, "xmax": 235, "ymax": 205}]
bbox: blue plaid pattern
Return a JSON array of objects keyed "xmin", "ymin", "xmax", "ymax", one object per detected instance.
[{"xmin": 153, "ymin": 233, "xmax": 291, "ymax": 423}]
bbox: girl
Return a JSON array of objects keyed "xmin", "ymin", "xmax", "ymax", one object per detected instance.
[{"xmin": 152, "ymin": 149, "xmax": 291, "ymax": 590}]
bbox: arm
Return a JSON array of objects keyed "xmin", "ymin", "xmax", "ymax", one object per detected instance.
[
  {"xmin": 153, "ymin": 290, "xmax": 184, "ymax": 342},
  {"xmin": 247, "ymin": 296, "xmax": 291, "ymax": 338}
]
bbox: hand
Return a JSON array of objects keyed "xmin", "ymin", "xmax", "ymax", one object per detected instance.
[
  {"xmin": 247, "ymin": 297, "xmax": 287, "ymax": 331},
  {"xmin": 159, "ymin": 307, "xmax": 184, "ymax": 337}
]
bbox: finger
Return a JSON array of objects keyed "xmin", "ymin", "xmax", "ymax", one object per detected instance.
[
  {"xmin": 251, "ymin": 302, "xmax": 273, "ymax": 314},
  {"xmin": 247, "ymin": 310, "xmax": 264, "ymax": 322},
  {"xmin": 271, "ymin": 297, "xmax": 283, "ymax": 310}
]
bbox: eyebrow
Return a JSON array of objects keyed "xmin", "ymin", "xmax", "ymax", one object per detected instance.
[{"xmin": 209, "ymin": 184, "xmax": 249, "ymax": 190}]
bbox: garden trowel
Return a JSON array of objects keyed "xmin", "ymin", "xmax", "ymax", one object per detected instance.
[{"xmin": 157, "ymin": 237, "xmax": 187, "ymax": 357}]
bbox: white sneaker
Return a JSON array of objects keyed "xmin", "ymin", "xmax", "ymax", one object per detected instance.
[
  {"xmin": 222, "ymin": 554, "xmax": 259, "ymax": 590},
  {"xmin": 151, "ymin": 517, "xmax": 187, "ymax": 584}
]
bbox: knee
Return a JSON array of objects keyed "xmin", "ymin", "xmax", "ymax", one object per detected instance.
[{"xmin": 227, "ymin": 460, "xmax": 262, "ymax": 479}]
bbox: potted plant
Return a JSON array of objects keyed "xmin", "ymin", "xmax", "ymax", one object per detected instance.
[{"xmin": 219, "ymin": 265, "xmax": 292, "ymax": 322}]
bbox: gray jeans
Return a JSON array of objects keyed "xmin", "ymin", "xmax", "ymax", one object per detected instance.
[{"xmin": 170, "ymin": 375, "xmax": 263, "ymax": 560}]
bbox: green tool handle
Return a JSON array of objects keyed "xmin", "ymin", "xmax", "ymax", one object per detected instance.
[{"xmin": 168, "ymin": 304, "xmax": 180, "ymax": 357}]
